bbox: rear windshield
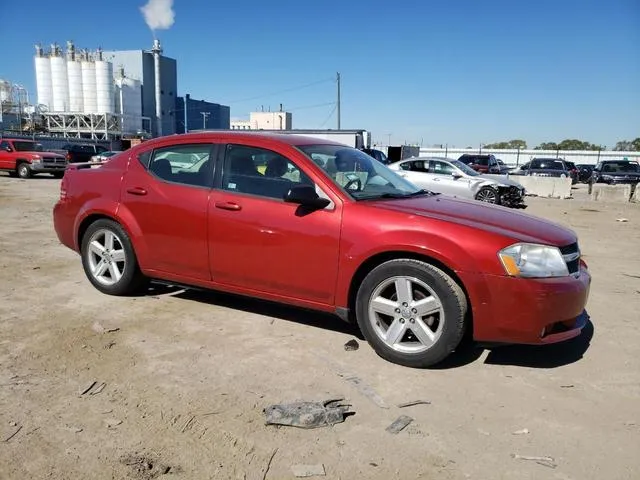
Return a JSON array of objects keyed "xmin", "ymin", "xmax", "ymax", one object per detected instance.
[
  {"xmin": 600, "ymin": 161, "xmax": 640, "ymax": 173},
  {"xmin": 531, "ymin": 159, "xmax": 565, "ymax": 170}
]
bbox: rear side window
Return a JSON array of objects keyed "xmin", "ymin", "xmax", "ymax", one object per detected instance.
[{"xmin": 147, "ymin": 143, "xmax": 215, "ymax": 188}]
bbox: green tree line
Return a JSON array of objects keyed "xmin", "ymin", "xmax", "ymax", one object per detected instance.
[{"xmin": 482, "ymin": 138, "xmax": 640, "ymax": 151}]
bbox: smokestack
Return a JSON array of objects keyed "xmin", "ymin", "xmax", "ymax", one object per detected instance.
[{"xmin": 151, "ymin": 39, "xmax": 163, "ymax": 137}]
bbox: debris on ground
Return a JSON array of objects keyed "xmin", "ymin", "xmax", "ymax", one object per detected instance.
[
  {"xmin": 397, "ymin": 399, "xmax": 431, "ymax": 408},
  {"xmin": 91, "ymin": 321, "xmax": 120, "ymax": 334},
  {"xmin": 291, "ymin": 463, "xmax": 326, "ymax": 477},
  {"xmin": 386, "ymin": 415, "xmax": 413, "ymax": 434},
  {"xmin": 262, "ymin": 448, "xmax": 278, "ymax": 480},
  {"xmin": 3, "ymin": 425, "xmax": 22, "ymax": 442},
  {"xmin": 511, "ymin": 454, "xmax": 557, "ymax": 469},
  {"xmin": 343, "ymin": 339, "xmax": 359, "ymax": 351},
  {"xmin": 560, "ymin": 384, "xmax": 575, "ymax": 388},
  {"xmin": 264, "ymin": 398, "xmax": 352, "ymax": 429},
  {"xmin": 512, "ymin": 428, "xmax": 530, "ymax": 435},
  {"xmin": 90, "ymin": 382, "xmax": 106, "ymax": 395},
  {"xmin": 616, "ymin": 218, "xmax": 629, "ymax": 223},
  {"xmin": 342, "ymin": 375, "xmax": 389, "ymax": 409},
  {"xmin": 63, "ymin": 425, "xmax": 83, "ymax": 433},
  {"xmin": 104, "ymin": 418, "xmax": 123, "ymax": 428},
  {"xmin": 120, "ymin": 452, "xmax": 179, "ymax": 479},
  {"xmin": 79, "ymin": 380, "xmax": 97, "ymax": 395}
]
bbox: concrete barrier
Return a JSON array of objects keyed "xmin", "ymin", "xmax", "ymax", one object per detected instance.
[
  {"xmin": 632, "ymin": 184, "xmax": 639, "ymax": 203},
  {"xmin": 591, "ymin": 184, "xmax": 633, "ymax": 203},
  {"xmin": 507, "ymin": 175, "xmax": 572, "ymax": 199}
]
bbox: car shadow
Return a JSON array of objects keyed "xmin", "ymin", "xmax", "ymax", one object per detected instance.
[{"xmin": 154, "ymin": 284, "xmax": 361, "ymax": 338}]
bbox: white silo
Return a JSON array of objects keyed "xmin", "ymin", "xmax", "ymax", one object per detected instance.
[
  {"xmin": 66, "ymin": 41, "xmax": 84, "ymax": 112},
  {"xmin": 50, "ymin": 44, "xmax": 69, "ymax": 111},
  {"xmin": 34, "ymin": 45, "xmax": 53, "ymax": 110},
  {"xmin": 81, "ymin": 53, "xmax": 97, "ymax": 114},
  {"xmin": 95, "ymin": 48, "xmax": 115, "ymax": 114}
]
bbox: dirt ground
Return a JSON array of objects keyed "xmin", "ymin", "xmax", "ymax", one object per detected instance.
[{"xmin": 1, "ymin": 177, "xmax": 639, "ymax": 480}]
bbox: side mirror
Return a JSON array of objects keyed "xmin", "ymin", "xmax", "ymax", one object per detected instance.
[
  {"xmin": 284, "ymin": 184, "xmax": 330, "ymax": 210},
  {"xmin": 3, "ymin": 146, "xmax": 12, "ymax": 152},
  {"xmin": 451, "ymin": 172, "xmax": 462, "ymax": 179}
]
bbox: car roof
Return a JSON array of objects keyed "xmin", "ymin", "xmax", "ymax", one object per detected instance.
[{"xmin": 138, "ymin": 131, "xmax": 344, "ymax": 149}]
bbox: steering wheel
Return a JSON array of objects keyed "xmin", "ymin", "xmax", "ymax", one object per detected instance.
[{"xmin": 344, "ymin": 177, "xmax": 363, "ymax": 191}]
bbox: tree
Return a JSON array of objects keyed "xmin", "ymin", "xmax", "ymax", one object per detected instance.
[
  {"xmin": 614, "ymin": 138, "xmax": 640, "ymax": 151},
  {"xmin": 484, "ymin": 139, "xmax": 527, "ymax": 149},
  {"xmin": 535, "ymin": 139, "xmax": 601, "ymax": 151}
]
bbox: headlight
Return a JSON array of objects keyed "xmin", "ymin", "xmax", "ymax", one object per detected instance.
[{"xmin": 498, "ymin": 243, "xmax": 569, "ymax": 278}]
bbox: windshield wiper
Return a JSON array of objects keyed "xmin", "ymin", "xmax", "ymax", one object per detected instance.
[{"xmin": 358, "ymin": 189, "xmax": 439, "ymax": 200}]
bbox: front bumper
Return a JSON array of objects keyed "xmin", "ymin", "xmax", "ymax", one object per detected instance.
[
  {"xmin": 31, "ymin": 162, "xmax": 67, "ymax": 173},
  {"xmin": 470, "ymin": 266, "xmax": 591, "ymax": 345}
]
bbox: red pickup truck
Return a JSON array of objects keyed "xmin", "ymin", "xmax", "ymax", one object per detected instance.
[{"xmin": 0, "ymin": 138, "xmax": 67, "ymax": 178}]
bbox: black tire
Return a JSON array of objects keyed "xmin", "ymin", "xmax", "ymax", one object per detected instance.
[
  {"xmin": 355, "ymin": 259, "xmax": 468, "ymax": 368},
  {"xmin": 52, "ymin": 172, "xmax": 64, "ymax": 179},
  {"xmin": 80, "ymin": 219, "xmax": 148, "ymax": 296},
  {"xmin": 475, "ymin": 186, "xmax": 500, "ymax": 204},
  {"xmin": 17, "ymin": 163, "xmax": 31, "ymax": 179}
]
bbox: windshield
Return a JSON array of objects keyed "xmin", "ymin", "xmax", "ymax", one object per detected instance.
[
  {"xmin": 297, "ymin": 144, "xmax": 424, "ymax": 200},
  {"xmin": 600, "ymin": 161, "xmax": 640, "ymax": 173},
  {"xmin": 449, "ymin": 159, "xmax": 480, "ymax": 176},
  {"xmin": 13, "ymin": 141, "xmax": 43, "ymax": 152}
]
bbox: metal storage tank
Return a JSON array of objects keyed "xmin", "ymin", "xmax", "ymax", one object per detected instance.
[
  {"xmin": 49, "ymin": 45, "xmax": 69, "ymax": 111},
  {"xmin": 34, "ymin": 46, "xmax": 53, "ymax": 109},
  {"xmin": 81, "ymin": 59, "xmax": 97, "ymax": 114},
  {"xmin": 95, "ymin": 50, "xmax": 115, "ymax": 114},
  {"xmin": 0, "ymin": 79, "xmax": 11, "ymax": 103},
  {"xmin": 116, "ymin": 75, "xmax": 143, "ymax": 133},
  {"xmin": 67, "ymin": 59, "xmax": 84, "ymax": 112}
]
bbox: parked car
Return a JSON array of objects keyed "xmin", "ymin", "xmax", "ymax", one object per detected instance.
[
  {"xmin": 361, "ymin": 148, "xmax": 389, "ymax": 164},
  {"xmin": 61, "ymin": 143, "xmax": 109, "ymax": 164},
  {"xmin": 589, "ymin": 160, "xmax": 640, "ymax": 185},
  {"xmin": 53, "ymin": 132, "xmax": 591, "ymax": 368},
  {"xmin": 90, "ymin": 150, "xmax": 123, "ymax": 163},
  {"xmin": 514, "ymin": 158, "xmax": 571, "ymax": 179},
  {"xmin": 576, "ymin": 164, "xmax": 594, "ymax": 183},
  {"xmin": 496, "ymin": 159, "xmax": 513, "ymax": 173},
  {"xmin": 457, "ymin": 154, "xmax": 501, "ymax": 174},
  {"xmin": 0, "ymin": 138, "xmax": 67, "ymax": 178},
  {"xmin": 388, "ymin": 157, "xmax": 526, "ymax": 208}
]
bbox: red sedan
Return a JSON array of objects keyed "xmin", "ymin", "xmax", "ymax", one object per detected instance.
[{"xmin": 53, "ymin": 132, "xmax": 591, "ymax": 368}]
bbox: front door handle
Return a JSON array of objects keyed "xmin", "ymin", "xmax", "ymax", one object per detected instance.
[
  {"xmin": 215, "ymin": 201, "xmax": 242, "ymax": 211},
  {"xmin": 126, "ymin": 187, "xmax": 147, "ymax": 196}
]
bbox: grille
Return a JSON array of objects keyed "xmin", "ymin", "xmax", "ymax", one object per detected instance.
[
  {"xmin": 559, "ymin": 243, "xmax": 580, "ymax": 275},
  {"xmin": 43, "ymin": 157, "xmax": 66, "ymax": 164}
]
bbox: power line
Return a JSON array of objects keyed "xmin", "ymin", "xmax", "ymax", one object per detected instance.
[
  {"xmin": 224, "ymin": 77, "xmax": 334, "ymax": 104},
  {"xmin": 287, "ymin": 101, "xmax": 335, "ymax": 112},
  {"xmin": 319, "ymin": 104, "xmax": 337, "ymax": 128}
]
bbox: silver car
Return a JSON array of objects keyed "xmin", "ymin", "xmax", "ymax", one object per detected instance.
[{"xmin": 388, "ymin": 157, "xmax": 526, "ymax": 208}]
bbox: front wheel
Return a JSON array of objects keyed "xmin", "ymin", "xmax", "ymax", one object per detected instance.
[
  {"xmin": 475, "ymin": 186, "xmax": 500, "ymax": 204},
  {"xmin": 81, "ymin": 219, "xmax": 147, "ymax": 296},
  {"xmin": 355, "ymin": 259, "xmax": 468, "ymax": 368},
  {"xmin": 17, "ymin": 163, "xmax": 32, "ymax": 179}
]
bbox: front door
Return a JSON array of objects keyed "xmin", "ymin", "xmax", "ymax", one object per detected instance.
[
  {"xmin": 428, "ymin": 160, "xmax": 473, "ymax": 198},
  {"xmin": 208, "ymin": 143, "xmax": 342, "ymax": 306},
  {"xmin": 0, "ymin": 140, "xmax": 12, "ymax": 169},
  {"xmin": 120, "ymin": 142, "xmax": 215, "ymax": 280}
]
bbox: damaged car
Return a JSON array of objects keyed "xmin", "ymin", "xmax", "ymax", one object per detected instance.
[{"xmin": 388, "ymin": 157, "xmax": 526, "ymax": 208}]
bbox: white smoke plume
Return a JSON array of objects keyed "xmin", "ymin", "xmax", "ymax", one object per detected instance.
[{"xmin": 140, "ymin": 0, "xmax": 175, "ymax": 30}]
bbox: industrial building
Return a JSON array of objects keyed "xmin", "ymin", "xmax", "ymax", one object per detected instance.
[
  {"xmin": 230, "ymin": 108, "xmax": 293, "ymax": 130},
  {"xmin": 31, "ymin": 40, "xmax": 229, "ymax": 140},
  {"xmin": 175, "ymin": 94, "xmax": 230, "ymax": 133}
]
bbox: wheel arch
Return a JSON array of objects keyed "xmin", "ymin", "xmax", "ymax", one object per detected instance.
[{"xmin": 346, "ymin": 250, "xmax": 473, "ymax": 336}]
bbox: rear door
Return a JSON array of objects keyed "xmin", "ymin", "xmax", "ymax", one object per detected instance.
[{"xmin": 120, "ymin": 141, "xmax": 216, "ymax": 280}]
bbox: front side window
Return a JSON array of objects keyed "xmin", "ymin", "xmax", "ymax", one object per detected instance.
[
  {"xmin": 148, "ymin": 143, "xmax": 214, "ymax": 188},
  {"xmin": 12, "ymin": 141, "xmax": 42, "ymax": 152},
  {"xmin": 297, "ymin": 144, "xmax": 422, "ymax": 200},
  {"xmin": 222, "ymin": 144, "xmax": 314, "ymax": 200}
]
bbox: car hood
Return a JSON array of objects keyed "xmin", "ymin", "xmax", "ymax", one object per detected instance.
[
  {"xmin": 370, "ymin": 194, "xmax": 576, "ymax": 246},
  {"xmin": 22, "ymin": 150, "xmax": 64, "ymax": 158},
  {"xmin": 482, "ymin": 174, "xmax": 524, "ymax": 187}
]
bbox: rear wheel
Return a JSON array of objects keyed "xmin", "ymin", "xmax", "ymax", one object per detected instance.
[
  {"xmin": 475, "ymin": 186, "xmax": 500, "ymax": 204},
  {"xmin": 81, "ymin": 219, "xmax": 147, "ymax": 296},
  {"xmin": 355, "ymin": 259, "xmax": 467, "ymax": 368},
  {"xmin": 17, "ymin": 163, "xmax": 31, "ymax": 179}
]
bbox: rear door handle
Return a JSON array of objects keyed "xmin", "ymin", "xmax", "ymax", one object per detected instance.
[
  {"xmin": 126, "ymin": 187, "xmax": 147, "ymax": 196},
  {"xmin": 215, "ymin": 201, "xmax": 242, "ymax": 211}
]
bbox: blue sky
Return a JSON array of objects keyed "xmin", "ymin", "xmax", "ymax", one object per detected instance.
[{"xmin": 1, "ymin": 0, "xmax": 638, "ymax": 147}]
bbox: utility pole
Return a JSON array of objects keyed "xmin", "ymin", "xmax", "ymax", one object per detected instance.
[
  {"xmin": 200, "ymin": 111, "xmax": 210, "ymax": 130},
  {"xmin": 336, "ymin": 72, "xmax": 341, "ymax": 130}
]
